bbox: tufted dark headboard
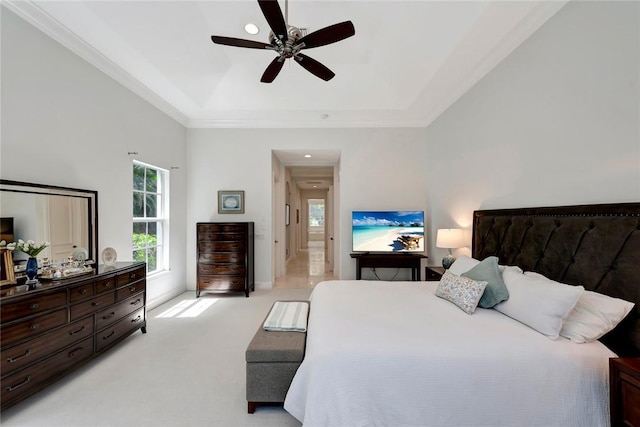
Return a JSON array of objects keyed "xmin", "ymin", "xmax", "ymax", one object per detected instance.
[{"xmin": 472, "ymin": 203, "xmax": 640, "ymax": 356}]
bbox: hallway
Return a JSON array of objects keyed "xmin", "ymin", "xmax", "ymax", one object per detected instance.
[{"xmin": 274, "ymin": 241, "xmax": 338, "ymax": 289}]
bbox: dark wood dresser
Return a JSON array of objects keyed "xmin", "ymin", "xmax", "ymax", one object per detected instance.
[
  {"xmin": 196, "ymin": 222, "xmax": 254, "ymax": 297},
  {"xmin": 0, "ymin": 262, "xmax": 146, "ymax": 411},
  {"xmin": 610, "ymin": 357, "xmax": 640, "ymax": 427}
]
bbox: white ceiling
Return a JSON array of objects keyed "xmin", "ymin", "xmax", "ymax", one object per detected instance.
[{"xmin": 6, "ymin": 0, "xmax": 566, "ymax": 129}]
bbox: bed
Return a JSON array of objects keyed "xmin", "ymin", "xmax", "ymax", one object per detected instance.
[{"xmin": 284, "ymin": 203, "xmax": 640, "ymax": 427}]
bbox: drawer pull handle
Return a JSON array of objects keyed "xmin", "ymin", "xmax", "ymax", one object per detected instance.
[
  {"xmin": 30, "ymin": 323, "xmax": 39, "ymax": 330},
  {"xmin": 68, "ymin": 347, "xmax": 84, "ymax": 358},
  {"xmin": 102, "ymin": 312, "xmax": 116, "ymax": 320},
  {"xmin": 102, "ymin": 330, "xmax": 116, "ymax": 340},
  {"xmin": 131, "ymin": 315, "xmax": 142, "ymax": 323},
  {"xmin": 80, "ymin": 288, "xmax": 88, "ymax": 295},
  {"xmin": 91, "ymin": 302, "xmax": 100, "ymax": 307},
  {"xmin": 7, "ymin": 349, "xmax": 31, "ymax": 363},
  {"xmin": 5, "ymin": 376, "xmax": 31, "ymax": 392},
  {"xmin": 69, "ymin": 326, "xmax": 86, "ymax": 336},
  {"xmin": 29, "ymin": 303, "xmax": 39, "ymax": 310},
  {"xmin": 129, "ymin": 273, "xmax": 136, "ymax": 279},
  {"xmin": 103, "ymin": 282, "xmax": 112, "ymax": 288},
  {"xmin": 131, "ymin": 299, "xmax": 141, "ymax": 306}
]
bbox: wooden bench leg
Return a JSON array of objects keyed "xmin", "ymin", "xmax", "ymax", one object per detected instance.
[{"xmin": 248, "ymin": 402, "xmax": 256, "ymax": 414}]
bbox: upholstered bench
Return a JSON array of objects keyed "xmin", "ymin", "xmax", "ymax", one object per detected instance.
[{"xmin": 246, "ymin": 300, "xmax": 309, "ymax": 414}]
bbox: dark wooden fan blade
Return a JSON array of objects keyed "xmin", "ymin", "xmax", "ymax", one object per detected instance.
[
  {"xmin": 261, "ymin": 57, "xmax": 285, "ymax": 83},
  {"xmin": 211, "ymin": 35, "xmax": 271, "ymax": 49},
  {"xmin": 258, "ymin": 0, "xmax": 288, "ymax": 42},
  {"xmin": 295, "ymin": 54, "xmax": 335, "ymax": 81},
  {"xmin": 296, "ymin": 21, "xmax": 355, "ymax": 49}
]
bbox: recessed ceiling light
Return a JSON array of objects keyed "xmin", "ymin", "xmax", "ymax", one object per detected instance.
[
  {"xmin": 304, "ymin": 154, "xmax": 312, "ymax": 158},
  {"xmin": 321, "ymin": 114, "xmax": 329, "ymax": 119},
  {"xmin": 244, "ymin": 23, "xmax": 259, "ymax": 35}
]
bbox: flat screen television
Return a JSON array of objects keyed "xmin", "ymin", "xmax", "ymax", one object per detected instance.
[{"xmin": 352, "ymin": 211, "xmax": 425, "ymax": 253}]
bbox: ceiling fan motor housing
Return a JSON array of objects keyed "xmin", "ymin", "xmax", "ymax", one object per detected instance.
[{"xmin": 269, "ymin": 25, "xmax": 305, "ymax": 58}]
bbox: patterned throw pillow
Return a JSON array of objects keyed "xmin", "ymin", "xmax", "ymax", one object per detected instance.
[{"xmin": 435, "ymin": 270, "xmax": 488, "ymax": 314}]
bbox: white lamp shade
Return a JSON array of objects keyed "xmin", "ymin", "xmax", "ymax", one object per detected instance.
[{"xmin": 436, "ymin": 229, "xmax": 464, "ymax": 249}]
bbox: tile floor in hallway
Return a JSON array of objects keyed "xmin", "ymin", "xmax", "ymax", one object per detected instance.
[{"xmin": 274, "ymin": 241, "xmax": 338, "ymax": 289}]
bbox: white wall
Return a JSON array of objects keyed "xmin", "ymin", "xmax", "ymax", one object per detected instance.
[
  {"xmin": 1, "ymin": 8, "xmax": 188, "ymax": 308},
  {"xmin": 186, "ymin": 127, "xmax": 428, "ymax": 286},
  {"xmin": 425, "ymin": 0, "xmax": 640, "ymax": 263}
]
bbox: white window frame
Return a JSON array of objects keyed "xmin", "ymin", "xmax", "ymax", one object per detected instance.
[{"xmin": 133, "ymin": 161, "xmax": 169, "ymax": 275}]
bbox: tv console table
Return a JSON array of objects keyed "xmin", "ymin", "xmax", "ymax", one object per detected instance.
[{"xmin": 350, "ymin": 253, "xmax": 427, "ymax": 281}]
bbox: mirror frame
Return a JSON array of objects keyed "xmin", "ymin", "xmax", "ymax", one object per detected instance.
[{"xmin": 0, "ymin": 179, "xmax": 98, "ymax": 262}]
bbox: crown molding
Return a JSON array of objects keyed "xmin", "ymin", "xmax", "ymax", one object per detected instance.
[
  {"xmin": 3, "ymin": 1, "xmax": 189, "ymax": 127},
  {"xmin": 186, "ymin": 117, "xmax": 429, "ymax": 129}
]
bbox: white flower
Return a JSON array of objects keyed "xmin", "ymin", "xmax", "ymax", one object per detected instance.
[{"xmin": 13, "ymin": 239, "xmax": 50, "ymax": 257}]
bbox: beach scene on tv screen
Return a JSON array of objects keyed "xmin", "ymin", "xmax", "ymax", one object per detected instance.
[{"xmin": 352, "ymin": 211, "xmax": 424, "ymax": 252}]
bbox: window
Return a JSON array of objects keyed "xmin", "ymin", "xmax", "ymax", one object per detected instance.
[
  {"xmin": 308, "ymin": 199, "xmax": 325, "ymax": 230},
  {"xmin": 133, "ymin": 161, "xmax": 168, "ymax": 274}
]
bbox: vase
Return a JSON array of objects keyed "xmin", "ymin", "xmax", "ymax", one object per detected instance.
[{"xmin": 25, "ymin": 257, "xmax": 38, "ymax": 281}]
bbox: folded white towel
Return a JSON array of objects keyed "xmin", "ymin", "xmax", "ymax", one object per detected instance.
[{"xmin": 263, "ymin": 301, "xmax": 309, "ymax": 332}]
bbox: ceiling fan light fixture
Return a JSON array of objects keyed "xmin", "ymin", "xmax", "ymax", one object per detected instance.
[
  {"xmin": 211, "ymin": 0, "xmax": 355, "ymax": 83},
  {"xmin": 244, "ymin": 23, "xmax": 260, "ymax": 35}
]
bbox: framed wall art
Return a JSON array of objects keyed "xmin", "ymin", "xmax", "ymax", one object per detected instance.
[{"xmin": 218, "ymin": 190, "xmax": 245, "ymax": 214}]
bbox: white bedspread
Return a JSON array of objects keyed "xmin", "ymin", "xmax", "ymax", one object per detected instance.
[{"xmin": 284, "ymin": 280, "xmax": 615, "ymax": 427}]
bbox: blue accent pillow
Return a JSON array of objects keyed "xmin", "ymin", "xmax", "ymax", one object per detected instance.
[{"xmin": 462, "ymin": 256, "xmax": 509, "ymax": 308}]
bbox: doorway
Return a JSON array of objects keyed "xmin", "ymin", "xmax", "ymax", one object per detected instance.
[{"xmin": 271, "ymin": 150, "xmax": 340, "ymax": 288}]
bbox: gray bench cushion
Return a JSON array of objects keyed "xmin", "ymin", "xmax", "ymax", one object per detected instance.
[
  {"xmin": 246, "ymin": 329, "xmax": 306, "ymax": 362},
  {"xmin": 245, "ymin": 300, "xmax": 308, "ymax": 363}
]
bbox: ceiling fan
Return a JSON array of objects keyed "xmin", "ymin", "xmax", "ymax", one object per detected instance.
[{"xmin": 211, "ymin": 0, "xmax": 355, "ymax": 83}]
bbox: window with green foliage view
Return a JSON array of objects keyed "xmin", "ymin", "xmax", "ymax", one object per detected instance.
[{"xmin": 133, "ymin": 162, "xmax": 167, "ymax": 273}]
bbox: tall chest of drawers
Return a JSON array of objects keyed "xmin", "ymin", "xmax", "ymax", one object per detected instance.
[
  {"xmin": 197, "ymin": 222, "xmax": 254, "ymax": 297},
  {"xmin": 0, "ymin": 262, "xmax": 146, "ymax": 411}
]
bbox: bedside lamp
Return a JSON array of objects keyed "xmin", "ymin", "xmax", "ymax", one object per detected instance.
[{"xmin": 436, "ymin": 229, "xmax": 464, "ymax": 269}]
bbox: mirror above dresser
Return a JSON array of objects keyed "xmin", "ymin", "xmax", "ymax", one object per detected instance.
[{"xmin": 0, "ymin": 179, "xmax": 98, "ymax": 265}]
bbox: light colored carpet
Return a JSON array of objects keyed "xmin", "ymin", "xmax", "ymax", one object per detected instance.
[{"xmin": 1, "ymin": 288, "xmax": 310, "ymax": 427}]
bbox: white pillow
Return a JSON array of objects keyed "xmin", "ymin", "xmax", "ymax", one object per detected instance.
[
  {"xmin": 560, "ymin": 290, "xmax": 634, "ymax": 343},
  {"xmin": 495, "ymin": 269, "xmax": 584, "ymax": 339},
  {"xmin": 448, "ymin": 256, "xmax": 480, "ymax": 275}
]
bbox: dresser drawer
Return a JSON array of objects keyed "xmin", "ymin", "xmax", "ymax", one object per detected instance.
[
  {"xmin": 1, "ymin": 309, "xmax": 68, "ymax": 348},
  {"xmin": 198, "ymin": 223, "xmax": 247, "ymax": 233},
  {"xmin": 116, "ymin": 281, "xmax": 145, "ymax": 302},
  {"xmin": 116, "ymin": 267, "xmax": 146, "ymax": 288},
  {"xmin": 70, "ymin": 293, "xmax": 115, "ymax": 321},
  {"xmin": 1, "ymin": 291, "xmax": 67, "ymax": 323},
  {"xmin": 69, "ymin": 282, "xmax": 95, "ymax": 303},
  {"xmin": 95, "ymin": 294, "xmax": 144, "ymax": 330},
  {"xmin": 198, "ymin": 276, "xmax": 245, "ymax": 291},
  {"xmin": 425, "ymin": 267, "xmax": 445, "ymax": 282},
  {"xmin": 2, "ymin": 317, "xmax": 94, "ymax": 375},
  {"xmin": 198, "ymin": 241, "xmax": 245, "ymax": 253},
  {"xmin": 96, "ymin": 308, "xmax": 144, "ymax": 352},
  {"xmin": 198, "ymin": 264, "xmax": 245, "ymax": 275},
  {"xmin": 198, "ymin": 252, "xmax": 243, "ymax": 264},
  {"xmin": 1, "ymin": 337, "xmax": 93, "ymax": 406},
  {"xmin": 198, "ymin": 232, "xmax": 246, "ymax": 242},
  {"xmin": 620, "ymin": 372, "xmax": 640, "ymax": 426},
  {"xmin": 95, "ymin": 276, "xmax": 116, "ymax": 294}
]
